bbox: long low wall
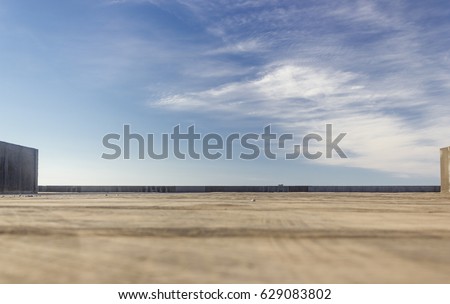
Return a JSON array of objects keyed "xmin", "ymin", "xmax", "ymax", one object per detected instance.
[{"xmin": 38, "ymin": 185, "xmax": 440, "ymax": 193}]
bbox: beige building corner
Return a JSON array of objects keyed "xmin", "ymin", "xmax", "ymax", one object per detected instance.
[{"xmin": 441, "ymin": 147, "xmax": 450, "ymax": 192}]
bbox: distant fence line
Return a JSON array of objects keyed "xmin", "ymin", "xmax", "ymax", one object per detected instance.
[{"xmin": 38, "ymin": 185, "xmax": 440, "ymax": 193}]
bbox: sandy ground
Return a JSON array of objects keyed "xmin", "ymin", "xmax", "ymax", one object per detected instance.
[{"xmin": 0, "ymin": 192, "xmax": 449, "ymax": 283}]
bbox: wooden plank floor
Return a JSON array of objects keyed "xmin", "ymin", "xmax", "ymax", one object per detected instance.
[{"xmin": 0, "ymin": 192, "xmax": 449, "ymax": 283}]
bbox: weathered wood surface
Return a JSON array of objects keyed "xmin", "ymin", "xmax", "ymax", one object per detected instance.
[{"xmin": 0, "ymin": 192, "xmax": 449, "ymax": 283}]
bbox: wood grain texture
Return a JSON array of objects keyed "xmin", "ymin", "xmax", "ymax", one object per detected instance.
[{"xmin": 0, "ymin": 192, "xmax": 449, "ymax": 283}]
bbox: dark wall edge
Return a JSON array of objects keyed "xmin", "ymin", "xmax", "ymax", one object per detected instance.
[{"xmin": 0, "ymin": 142, "xmax": 38, "ymax": 194}]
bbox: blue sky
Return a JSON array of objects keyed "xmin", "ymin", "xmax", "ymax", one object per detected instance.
[{"xmin": 1, "ymin": 0, "xmax": 450, "ymax": 185}]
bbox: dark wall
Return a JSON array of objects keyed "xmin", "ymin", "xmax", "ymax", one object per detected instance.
[
  {"xmin": 38, "ymin": 185, "xmax": 439, "ymax": 193},
  {"xmin": 0, "ymin": 141, "xmax": 38, "ymax": 194}
]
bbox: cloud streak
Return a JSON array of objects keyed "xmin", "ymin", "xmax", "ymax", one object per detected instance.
[{"xmin": 152, "ymin": 62, "xmax": 440, "ymax": 176}]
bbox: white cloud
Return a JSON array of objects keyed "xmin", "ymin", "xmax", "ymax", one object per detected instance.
[
  {"xmin": 152, "ymin": 62, "xmax": 447, "ymax": 177},
  {"xmin": 206, "ymin": 38, "xmax": 266, "ymax": 55}
]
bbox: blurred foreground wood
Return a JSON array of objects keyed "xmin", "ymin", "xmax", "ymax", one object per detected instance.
[{"xmin": 0, "ymin": 192, "xmax": 449, "ymax": 283}]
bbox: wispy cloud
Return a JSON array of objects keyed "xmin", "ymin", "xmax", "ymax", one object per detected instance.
[
  {"xmin": 145, "ymin": 0, "xmax": 450, "ymax": 177},
  {"xmin": 151, "ymin": 62, "xmax": 442, "ymax": 176},
  {"xmin": 205, "ymin": 38, "xmax": 266, "ymax": 55}
]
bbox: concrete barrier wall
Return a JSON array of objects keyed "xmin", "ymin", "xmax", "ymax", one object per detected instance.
[
  {"xmin": 39, "ymin": 185, "xmax": 175, "ymax": 193},
  {"xmin": 306, "ymin": 186, "xmax": 440, "ymax": 192},
  {"xmin": 38, "ymin": 185, "xmax": 440, "ymax": 193},
  {"xmin": 0, "ymin": 141, "xmax": 38, "ymax": 194}
]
